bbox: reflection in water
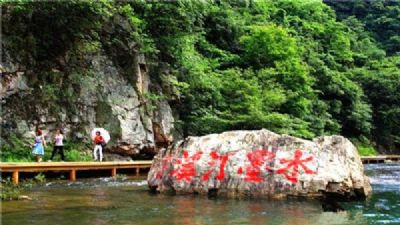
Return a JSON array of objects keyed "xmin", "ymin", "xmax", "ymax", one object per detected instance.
[
  {"xmin": 247, "ymin": 201, "xmax": 268, "ymax": 225},
  {"xmin": 282, "ymin": 206, "xmax": 306, "ymax": 225},
  {"xmin": 173, "ymin": 196, "xmax": 197, "ymax": 225},
  {"xmin": 2, "ymin": 164, "xmax": 400, "ymax": 225}
]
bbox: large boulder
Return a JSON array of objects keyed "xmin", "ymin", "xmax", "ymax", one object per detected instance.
[{"xmin": 147, "ymin": 129, "xmax": 372, "ymax": 199}]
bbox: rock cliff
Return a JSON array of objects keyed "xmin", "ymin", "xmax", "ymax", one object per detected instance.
[
  {"xmin": 0, "ymin": 4, "xmax": 179, "ymax": 160},
  {"xmin": 148, "ymin": 129, "xmax": 372, "ymax": 199},
  {"xmin": 1, "ymin": 52, "xmax": 174, "ymax": 159}
]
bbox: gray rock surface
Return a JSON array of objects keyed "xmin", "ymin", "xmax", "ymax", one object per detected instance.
[
  {"xmin": 147, "ymin": 129, "xmax": 372, "ymax": 199},
  {"xmin": 1, "ymin": 53, "xmax": 174, "ymax": 159}
]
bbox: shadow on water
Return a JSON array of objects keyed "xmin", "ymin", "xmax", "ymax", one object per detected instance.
[{"xmin": 2, "ymin": 164, "xmax": 400, "ymax": 225}]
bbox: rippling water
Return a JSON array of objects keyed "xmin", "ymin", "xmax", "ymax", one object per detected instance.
[
  {"xmin": 2, "ymin": 163, "xmax": 399, "ymax": 225},
  {"xmin": 344, "ymin": 163, "xmax": 400, "ymax": 225}
]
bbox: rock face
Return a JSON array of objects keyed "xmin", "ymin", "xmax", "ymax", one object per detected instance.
[
  {"xmin": 147, "ymin": 129, "xmax": 372, "ymax": 199},
  {"xmin": 0, "ymin": 52, "xmax": 174, "ymax": 159},
  {"xmin": 0, "ymin": 8, "xmax": 178, "ymax": 160}
]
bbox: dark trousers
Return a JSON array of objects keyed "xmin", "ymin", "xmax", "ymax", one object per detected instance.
[{"xmin": 50, "ymin": 146, "xmax": 65, "ymax": 160}]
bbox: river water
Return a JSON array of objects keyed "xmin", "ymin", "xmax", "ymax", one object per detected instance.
[{"xmin": 2, "ymin": 164, "xmax": 400, "ymax": 225}]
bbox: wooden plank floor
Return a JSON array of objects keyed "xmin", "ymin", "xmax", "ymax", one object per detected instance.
[{"xmin": 0, "ymin": 161, "xmax": 153, "ymax": 185}]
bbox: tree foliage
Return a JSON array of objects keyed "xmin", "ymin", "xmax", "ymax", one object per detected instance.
[{"xmin": 2, "ymin": 0, "xmax": 400, "ymax": 153}]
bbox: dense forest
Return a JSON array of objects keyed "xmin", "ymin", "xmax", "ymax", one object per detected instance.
[{"xmin": 2, "ymin": 0, "xmax": 400, "ymax": 155}]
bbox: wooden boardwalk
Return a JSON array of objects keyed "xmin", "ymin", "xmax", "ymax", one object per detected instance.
[
  {"xmin": 361, "ymin": 155, "xmax": 400, "ymax": 164},
  {"xmin": 1, "ymin": 156, "xmax": 399, "ymax": 185},
  {"xmin": 0, "ymin": 161, "xmax": 153, "ymax": 185}
]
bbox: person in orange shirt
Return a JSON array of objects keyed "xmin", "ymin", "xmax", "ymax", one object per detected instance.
[{"xmin": 93, "ymin": 131, "xmax": 104, "ymax": 162}]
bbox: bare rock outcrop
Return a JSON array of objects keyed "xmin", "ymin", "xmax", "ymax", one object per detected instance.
[
  {"xmin": 148, "ymin": 129, "xmax": 372, "ymax": 199},
  {"xmin": 1, "ymin": 53, "xmax": 174, "ymax": 159}
]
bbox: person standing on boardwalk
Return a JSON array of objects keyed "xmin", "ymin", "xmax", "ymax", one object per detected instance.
[
  {"xmin": 93, "ymin": 131, "xmax": 104, "ymax": 162},
  {"xmin": 31, "ymin": 129, "xmax": 47, "ymax": 162},
  {"xmin": 50, "ymin": 128, "xmax": 65, "ymax": 161}
]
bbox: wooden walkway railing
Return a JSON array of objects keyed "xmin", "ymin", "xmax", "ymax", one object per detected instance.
[
  {"xmin": 361, "ymin": 155, "xmax": 400, "ymax": 164},
  {"xmin": 0, "ymin": 161, "xmax": 153, "ymax": 185}
]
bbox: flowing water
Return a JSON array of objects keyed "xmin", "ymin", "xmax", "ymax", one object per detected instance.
[{"xmin": 2, "ymin": 164, "xmax": 400, "ymax": 225}]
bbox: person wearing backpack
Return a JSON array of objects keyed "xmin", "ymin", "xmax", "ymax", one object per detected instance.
[{"xmin": 93, "ymin": 131, "xmax": 104, "ymax": 162}]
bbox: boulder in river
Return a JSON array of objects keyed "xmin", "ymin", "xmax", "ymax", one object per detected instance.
[{"xmin": 147, "ymin": 129, "xmax": 372, "ymax": 199}]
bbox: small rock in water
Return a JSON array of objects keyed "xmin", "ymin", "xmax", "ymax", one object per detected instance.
[
  {"xmin": 374, "ymin": 202, "xmax": 391, "ymax": 211},
  {"xmin": 18, "ymin": 195, "xmax": 32, "ymax": 200}
]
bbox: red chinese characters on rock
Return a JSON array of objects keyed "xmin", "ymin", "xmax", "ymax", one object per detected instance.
[
  {"xmin": 202, "ymin": 151, "xmax": 232, "ymax": 181},
  {"xmin": 156, "ymin": 154, "xmax": 173, "ymax": 179},
  {"xmin": 165, "ymin": 148, "xmax": 317, "ymax": 184},
  {"xmin": 237, "ymin": 149, "xmax": 275, "ymax": 182},
  {"xmin": 170, "ymin": 151, "xmax": 203, "ymax": 182},
  {"xmin": 276, "ymin": 149, "xmax": 316, "ymax": 183}
]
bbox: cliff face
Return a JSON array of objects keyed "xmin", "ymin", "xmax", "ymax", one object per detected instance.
[
  {"xmin": 0, "ymin": 7, "xmax": 175, "ymax": 159},
  {"xmin": 1, "ymin": 52, "xmax": 175, "ymax": 159},
  {"xmin": 1, "ymin": 51, "xmax": 175, "ymax": 159}
]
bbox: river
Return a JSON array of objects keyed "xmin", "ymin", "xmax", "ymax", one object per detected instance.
[{"xmin": 2, "ymin": 163, "xmax": 399, "ymax": 225}]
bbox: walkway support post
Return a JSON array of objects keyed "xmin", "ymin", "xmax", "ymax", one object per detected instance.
[
  {"xmin": 70, "ymin": 169, "xmax": 76, "ymax": 181},
  {"xmin": 136, "ymin": 168, "xmax": 140, "ymax": 176},
  {"xmin": 112, "ymin": 167, "xmax": 117, "ymax": 177},
  {"xmin": 12, "ymin": 170, "xmax": 19, "ymax": 185}
]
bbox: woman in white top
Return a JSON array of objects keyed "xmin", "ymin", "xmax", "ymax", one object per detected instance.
[{"xmin": 50, "ymin": 128, "xmax": 65, "ymax": 161}]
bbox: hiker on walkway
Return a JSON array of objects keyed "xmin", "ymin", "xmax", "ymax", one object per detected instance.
[
  {"xmin": 93, "ymin": 131, "xmax": 104, "ymax": 162},
  {"xmin": 50, "ymin": 128, "xmax": 65, "ymax": 161},
  {"xmin": 31, "ymin": 129, "xmax": 46, "ymax": 162}
]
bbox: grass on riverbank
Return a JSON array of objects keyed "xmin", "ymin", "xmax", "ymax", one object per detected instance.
[
  {"xmin": 0, "ymin": 173, "xmax": 46, "ymax": 200},
  {"xmin": 357, "ymin": 146, "xmax": 378, "ymax": 156},
  {"xmin": 1, "ymin": 136, "xmax": 92, "ymax": 162}
]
